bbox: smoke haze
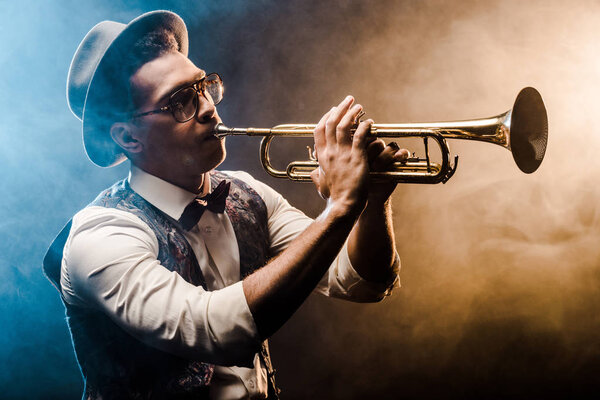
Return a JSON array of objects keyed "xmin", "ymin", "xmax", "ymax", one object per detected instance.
[{"xmin": 2, "ymin": 0, "xmax": 600, "ymax": 398}]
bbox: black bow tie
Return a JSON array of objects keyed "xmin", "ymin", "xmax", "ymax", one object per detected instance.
[{"xmin": 178, "ymin": 180, "xmax": 230, "ymax": 231}]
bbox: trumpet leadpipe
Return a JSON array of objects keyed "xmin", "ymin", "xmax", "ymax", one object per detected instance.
[{"xmin": 214, "ymin": 124, "xmax": 315, "ymax": 138}]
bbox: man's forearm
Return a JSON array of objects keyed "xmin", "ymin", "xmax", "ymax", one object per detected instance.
[
  {"xmin": 243, "ymin": 202, "xmax": 360, "ymax": 339},
  {"xmin": 347, "ymin": 197, "xmax": 397, "ymax": 283},
  {"xmin": 244, "ymin": 95, "xmax": 373, "ymax": 340}
]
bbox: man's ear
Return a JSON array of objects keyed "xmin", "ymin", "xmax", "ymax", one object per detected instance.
[{"xmin": 110, "ymin": 122, "xmax": 143, "ymax": 154}]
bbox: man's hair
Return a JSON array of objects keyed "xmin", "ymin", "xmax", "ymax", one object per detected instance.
[
  {"xmin": 126, "ymin": 29, "xmax": 181, "ymax": 109},
  {"xmin": 96, "ymin": 28, "xmax": 181, "ymax": 119}
]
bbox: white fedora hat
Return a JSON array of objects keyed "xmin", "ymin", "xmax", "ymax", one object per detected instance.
[{"xmin": 67, "ymin": 10, "xmax": 188, "ymax": 167}]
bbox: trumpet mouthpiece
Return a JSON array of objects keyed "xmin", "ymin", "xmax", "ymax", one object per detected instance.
[{"xmin": 213, "ymin": 123, "xmax": 230, "ymax": 139}]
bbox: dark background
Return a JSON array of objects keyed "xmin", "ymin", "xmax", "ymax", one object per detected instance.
[{"xmin": 2, "ymin": 0, "xmax": 600, "ymax": 398}]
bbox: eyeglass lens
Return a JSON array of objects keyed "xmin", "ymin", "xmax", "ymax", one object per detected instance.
[
  {"xmin": 171, "ymin": 88, "xmax": 198, "ymax": 122},
  {"xmin": 170, "ymin": 74, "xmax": 223, "ymax": 122}
]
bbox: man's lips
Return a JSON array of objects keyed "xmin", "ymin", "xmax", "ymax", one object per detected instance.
[{"xmin": 198, "ymin": 120, "xmax": 221, "ymax": 141}]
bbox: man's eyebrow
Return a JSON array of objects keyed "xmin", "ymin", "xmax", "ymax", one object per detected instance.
[{"xmin": 157, "ymin": 71, "xmax": 206, "ymax": 103}]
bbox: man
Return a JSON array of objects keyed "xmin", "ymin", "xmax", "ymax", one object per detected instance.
[{"xmin": 44, "ymin": 10, "xmax": 408, "ymax": 399}]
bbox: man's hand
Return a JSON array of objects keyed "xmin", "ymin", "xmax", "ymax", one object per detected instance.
[
  {"xmin": 311, "ymin": 97, "xmax": 410, "ymax": 205},
  {"xmin": 310, "ymin": 96, "xmax": 371, "ymax": 217},
  {"xmin": 366, "ymin": 139, "xmax": 411, "ymax": 203}
]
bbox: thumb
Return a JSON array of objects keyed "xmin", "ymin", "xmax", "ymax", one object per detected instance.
[
  {"xmin": 310, "ymin": 168, "xmax": 320, "ymax": 187},
  {"xmin": 310, "ymin": 167, "xmax": 329, "ymax": 199}
]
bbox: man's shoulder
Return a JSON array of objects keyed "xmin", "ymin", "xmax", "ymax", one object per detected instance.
[
  {"xmin": 44, "ymin": 193, "xmax": 155, "ymax": 293},
  {"xmin": 67, "ymin": 178, "xmax": 158, "ymax": 240},
  {"xmin": 61, "ymin": 178, "xmax": 138, "ymax": 238},
  {"xmin": 87, "ymin": 178, "xmax": 132, "ymax": 209},
  {"xmin": 72, "ymin": 204, "xmax": 149, "ymax": 227}
]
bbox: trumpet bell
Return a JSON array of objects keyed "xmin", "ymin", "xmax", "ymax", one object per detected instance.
[{"xmin": 509, "ymin": 87, "xmax": 548, "ymax": 174}]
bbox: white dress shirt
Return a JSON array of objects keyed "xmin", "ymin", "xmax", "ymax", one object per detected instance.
[{"xmin": 60, "ymin": 166, "xmax": 399, "ymax": 399}]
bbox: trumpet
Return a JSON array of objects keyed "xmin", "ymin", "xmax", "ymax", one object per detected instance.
[{"xmin": 214, "ymin": 87, "xmax": 548, "ymax": 184}]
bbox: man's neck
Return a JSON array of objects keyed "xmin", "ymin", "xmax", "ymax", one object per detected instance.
[{"xmin": 131, "ymin": 162, "xmax": 211, "ymax": 195}]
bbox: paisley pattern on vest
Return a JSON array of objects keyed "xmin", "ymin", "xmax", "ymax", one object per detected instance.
[{"xmin": 44, "ymin": 171, "xmax": 271, "ymax": 400}]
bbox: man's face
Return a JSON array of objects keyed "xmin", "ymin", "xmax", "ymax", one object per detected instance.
[{"xmin": 127, "ymin": 51, "xmax": 225, "ymax": 190}]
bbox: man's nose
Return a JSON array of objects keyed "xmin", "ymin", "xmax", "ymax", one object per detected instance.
[{"xmin": 195, "ymin": 92, "xmax": 216, "ymax": 123}]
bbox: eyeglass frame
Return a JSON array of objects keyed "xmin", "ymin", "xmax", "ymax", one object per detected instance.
[{"xmin": 130, "ymin": 72, "xmax": 224, "ymax": 123}]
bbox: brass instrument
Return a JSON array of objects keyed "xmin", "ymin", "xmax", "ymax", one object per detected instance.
[{"xmin": 214, "ymin": 87, "xmax": 548, "ymax": 184}]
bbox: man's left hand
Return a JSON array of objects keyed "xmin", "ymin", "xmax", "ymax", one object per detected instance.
[{"xmin": 366, "ymin": 138, "xmax": 410, "ymax": 204}]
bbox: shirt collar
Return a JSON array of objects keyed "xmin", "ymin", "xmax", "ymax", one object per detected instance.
[{"xmin": 128, "ymin": 165, "xmax": 212, "ymax": 220}]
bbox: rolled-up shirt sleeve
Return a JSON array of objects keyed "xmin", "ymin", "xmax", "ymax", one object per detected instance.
[
  {"xmin": 61, "ymin": 206, "xmax": 261, "ymax": 366},
  {"xmin": 227, "ymin": 171, "xmax": 401, "ymax": 302},
  {"xmin": 316, "ymin": 240, "xmax": 400, "ymax": 301}
]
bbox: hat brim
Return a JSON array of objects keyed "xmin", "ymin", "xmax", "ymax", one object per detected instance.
[{"xmin": 82, "ymin": 10, "xmax": 189, "ymax": 167}]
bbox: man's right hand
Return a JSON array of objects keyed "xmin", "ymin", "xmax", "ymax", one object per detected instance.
[{"xmin": 310, "ymin": 96, "xmax": 371, "ymax": 218}]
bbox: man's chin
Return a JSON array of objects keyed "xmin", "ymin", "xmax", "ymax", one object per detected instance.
[
  {"xmin": 212, "ymin": 148, "xmax": 226, "ymax": 170},
  {"xmin": 185, "ymin": 146, "xmax": 226, "ymax": 172}
]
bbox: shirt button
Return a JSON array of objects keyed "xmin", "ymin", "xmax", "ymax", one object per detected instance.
[
  {"xmin": 203, "ymin": 226, "xmax": 213, "ymax": 234},
  {"xmin": 248, "ymin": 379, "xmax": 255, "ymax": 389}
]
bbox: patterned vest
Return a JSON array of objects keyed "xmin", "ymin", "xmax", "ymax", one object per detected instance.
[{"xmin": 43, "ymin": 171, "xmax": 278, "ymax": 399}]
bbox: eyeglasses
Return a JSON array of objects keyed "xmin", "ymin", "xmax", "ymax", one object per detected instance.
[{"xmin": 132, "ymin": 73, "xmax": 224, "ymax": 123}]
